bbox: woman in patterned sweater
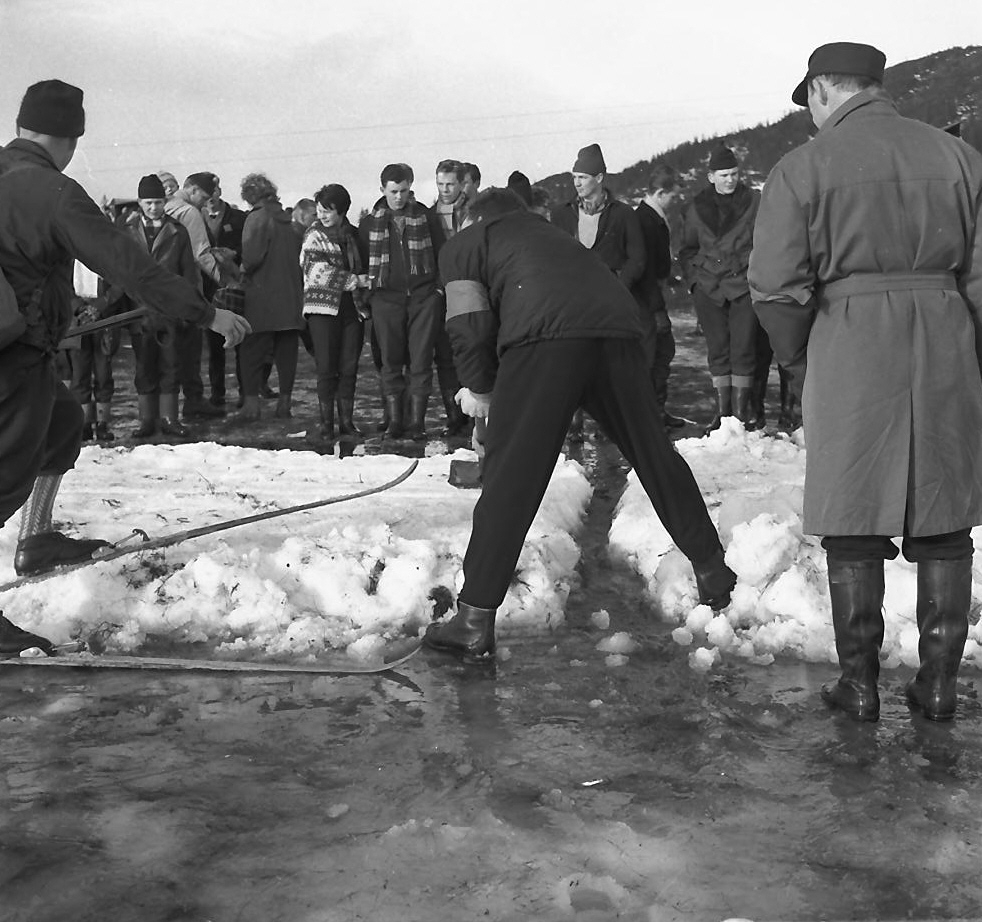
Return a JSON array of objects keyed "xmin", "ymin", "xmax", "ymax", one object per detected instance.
[{"xmin": 300, "ymin": 184, "xmax": 370, "ymax": 446}]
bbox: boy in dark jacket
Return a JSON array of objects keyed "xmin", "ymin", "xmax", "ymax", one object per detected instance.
[{"xmin": 423, "ymin": 189, "xmax": 735, "ymax": 661}]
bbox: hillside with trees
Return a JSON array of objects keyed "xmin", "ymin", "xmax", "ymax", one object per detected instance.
[{"xmin": 537, "ymin": 45, "xmax": 982, "ymax": 205}]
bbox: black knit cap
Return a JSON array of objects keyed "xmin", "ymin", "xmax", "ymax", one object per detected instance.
[
  {"xmin": 138, "ymin": 174, "xmax": 166, "ymax": 199},
  {"xmin": 17, "ymin": 79, "xmax": 85, "ymax": 138},
  {"xmin": 791, "ymin": 42, "xmax": 886, "ymax": 106},
  {"xmin": 708, "ymin": 145, "xmax": 738, "ymax": 171},
  {"xmin": 507, "ymin": 170, "xmax": 533, "ymax": 206},
  {"xmin": 185, "ymin": 172, "xmax": 217, "ymax": 196}
]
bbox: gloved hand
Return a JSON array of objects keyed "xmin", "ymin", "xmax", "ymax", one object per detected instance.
[{"xmin": 455, "ymin": 388, "xmax": 491, "ymax": 419}]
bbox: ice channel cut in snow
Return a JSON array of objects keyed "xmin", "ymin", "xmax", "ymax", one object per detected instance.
[{"xmin": 608, "ymin": 417, "xmax": 982, "ymax": 672}]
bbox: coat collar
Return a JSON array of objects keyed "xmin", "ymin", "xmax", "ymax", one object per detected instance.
[
  {"xmin": 820, "ymin": 88, "xmax": 898, "ymax": 134},
  {"xmin": 2, "ymin": 137, "xmax": 59, "ymax": 170}
]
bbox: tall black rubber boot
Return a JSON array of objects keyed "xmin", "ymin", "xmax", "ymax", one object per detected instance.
[
  {"xmin": 383, "ymin": 393, "xmax": 404, "ymax": 440},
  {"xmin": 423, "ymin": 602, "xmax": 497, "ymax": 658},
  {"xmin": 733, "ymin": 386, "xmax": 753, "ymax": 429},
  {"xmin": 905, "ymin": 558, "xmax": 972, "ymax": 721},
  {"xmin": 703, "ymin": 385, "xmax": 733, "ymax": 436},
  {"xmin": 820, "ymin": 558, "xmax": 885, "ymax": 722},
  {"xmin": 336, "ymin": 398, "xmax": 362, "ymax": 437},
  {"xmin": 777, "ymin": 365, "xmax": 798, "ymax": 431},
  {"xmin": 406, "ymin": 394, "xmax": 428, "ymax": 442},
  {"xmin": 441, "ymin": 388, "xmax": 469, "ymax": 437},
  {"xmin": 307, "ymin": 399, "xmax": 335, "ymax": 450}
]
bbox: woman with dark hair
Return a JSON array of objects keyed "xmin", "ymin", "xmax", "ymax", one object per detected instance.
[
  {"xmin": 233, "ymin": 172, "xmax": 304, "ymax": 423},
  {"xmin": 299, "ymin": 184, "xmax": 370, "ymax": 446}
]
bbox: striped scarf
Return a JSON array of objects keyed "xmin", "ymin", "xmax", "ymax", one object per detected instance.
[{"xmin": 365, "ymin": 200, "xmax": 436, "ymax": 288}]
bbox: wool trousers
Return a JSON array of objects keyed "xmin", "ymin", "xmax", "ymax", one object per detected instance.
[
  {"xmin": 459, "ymin": 337, "xmax": 724, "ymax": 609},
  {"xmin": 0, "ymin": 345, "xmax": 82, "ymax": 526},
  {"xmin": 692, "ymin": 289, "xmax": 757, "ymax": 380},
  {"xmin": 371, "ymin": 289, "xmax": 440, "ymax": 398}
]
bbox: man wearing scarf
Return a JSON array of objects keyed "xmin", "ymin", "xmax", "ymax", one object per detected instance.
[{"xmin": 359, "ymin": 163, "xmax": 445, "ymax": 442}]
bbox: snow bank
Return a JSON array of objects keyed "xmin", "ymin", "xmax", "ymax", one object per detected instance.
[
  {"xmin": 0, "ymin": 444, "xmax": 592, "ymax": 660},
  {"xmin": 609, "ymin": 418, "xmax": 982, "ymax": 671}
]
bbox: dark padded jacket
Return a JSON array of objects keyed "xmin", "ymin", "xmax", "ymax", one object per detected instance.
[
  {"xmin": 0, "ymin": 139, "xmax": 214, "ymax": 354},
  {"xmin": 440, "ymin": 210, "xmax": 642, "ymax": 393}
]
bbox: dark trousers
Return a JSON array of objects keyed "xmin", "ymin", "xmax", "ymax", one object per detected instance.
[
  {"xmin": 68, "ymin": 335, "xmax": 114, "ymax": 404},
  {"xmin": 371, "ymin": 289, "xmax": 441, "ymax": 398},
  {"xmin": 433, "ymin": 322, "xmax": 460, "ymax": 396},
  {"xmin": 0, "ymin": 346, "xmax": 83, "ymax": 526},
  {"xmin": 206, "ymin": 329, "xmax": 227, "ymax": 400},
  {"xmin": 639, "ymin": 311, "xmax": 676, "ymax": 412},
  {"xmin": 306, "ymin": 304, "xmax": 365, "ymax": 405},
  {"xmin": 692, "ymin": 289, "xmax": 757, "ymax": 379},
  {"xmin": 177, "ymin": 322, "xmax": 205, "ymax": 402},
  {"xmin": 823, "ymin": 531, "xmax": 974, "ymax": 563},
  {"xmin": 239, "ymin": 330, "xmax": 299, "ymax": 397},
  {"xmin": 460, "ymin": 338, "xmax": 724, "ymax": 609},
  {"xmin": 131, "ymin": 322, "xmax": 180, "ymax": 396}
]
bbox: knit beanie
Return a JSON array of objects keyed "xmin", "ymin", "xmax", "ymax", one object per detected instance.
[
  {"xmin": 708, "ymin": 145, "xmax": 738, "ymax": 171},
  {"xmin": 572, "ymin": 143, "xmax": 606, "ymax": 175},
  {"xmin": 138, "ymin": 174, "xmax": 166, "ymax": 199},
  {"xmin": 17, "ymin": 79, "xmax": 85, "ymax": 138},
  {"xmin": 185, "ymin": 172, "xmax": 217, "ymax": 196},
  {"xmin": 507, "ymin": 171, "xmax": 533, "ymax": 206}
]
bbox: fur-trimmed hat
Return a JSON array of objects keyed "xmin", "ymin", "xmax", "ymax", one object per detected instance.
[
  {"xmin": 708, "ymin": 145, "xmax": 738, "ymax": 171},
  {"xmin": 138, "ymin": 174, "xmax": 166, "ymax": 199},
  {"xmin": 572, "ymin": 143, "xmax": 606, "ymax": 175},
  {"xmin": 17, "ymin": 79, "xmax": 85, "ymax": 138}
]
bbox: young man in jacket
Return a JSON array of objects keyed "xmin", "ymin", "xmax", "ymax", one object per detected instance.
[
  {"xmin": 0, "ymin": 80, "xmax": 249, "ymax": 656},
  {"xmin": 750, "ymin": 42, "xmax": 982, "ymax": 722},
  {"xmin": 423, "ymin": 188, "xmax": 736, "ymax": 661},
  {"xmin": 636, "ymin": 163, "xmax": 685, "ymax": 429},
  {"xmin": 678, "ymin": 145, "xmax": 760, "ymax": 432},
  {"xmin": 359, "ymin": 163, "xmax": 445, "ymax": 442},
  {"xmin": 551, "ymin": 143, "xmax": 646, "ymax": 439}
]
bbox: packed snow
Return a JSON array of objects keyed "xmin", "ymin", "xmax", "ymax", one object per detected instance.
[{"xmin": 2, "ymin": 418, "xmax": 981, "ymax": 671}]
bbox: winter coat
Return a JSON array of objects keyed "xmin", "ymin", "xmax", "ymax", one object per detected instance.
[
  {"xmin": 551, "ymin": 192, "xmax": 646, "ymax": 293},
  {"xmin": 440, "ymin": 210, "xmax": 642, "ymax": 393},
  {"xmin": 678, "ymin": 182, "xmax": 758, "ymax": 305},
  {"xmin": 117, "ymin": 213, "xmax": 200, "ymax": 332},
  {"xmin": 241, "ymin": 198, "xmax": 304, "ymax": 333},
  {"xmin": 0, "ymin": 139, "xmax": 214, "ymax": 354},
  {"xmin": 749, "ymin": 89, "xmax": 982, "ymax": 537}
]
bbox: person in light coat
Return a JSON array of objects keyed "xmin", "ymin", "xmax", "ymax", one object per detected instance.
[{"xmin": 749, "ymin": 42, "xmax": 982, "ymax": 722}]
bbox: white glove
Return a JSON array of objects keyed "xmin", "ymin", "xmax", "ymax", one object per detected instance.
[{"xmin": 455, "ymin": 387, "xmax": 491, "ymax": 419}]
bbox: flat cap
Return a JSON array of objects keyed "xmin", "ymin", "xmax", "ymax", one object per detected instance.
[{"xmin": 792, "ymin": 42, "xmax": 886, "ymax": 106}]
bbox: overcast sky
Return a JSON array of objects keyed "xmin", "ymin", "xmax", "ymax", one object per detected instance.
[{"xmin": 2, "ymin": 0, "xmax": 980, "ymax": 215}]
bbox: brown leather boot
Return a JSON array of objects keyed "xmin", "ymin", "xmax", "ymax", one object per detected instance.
[{"xmin": 423, "ymin": 602, "xmax": 496, "ymax": 658}]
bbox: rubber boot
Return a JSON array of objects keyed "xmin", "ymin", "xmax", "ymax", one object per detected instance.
[
  {"xmin": 133, "ymin": 394, "xmax": 158, "ymax": 438},
  {"xmin": 383, "ymin": 394, "xmax": 404, "ymax": 440},
  {"xmin": 95, "ymin": 402, "xmax": 114, "ymax": 442},
  {"xmin": 905, "ymin": 558, "xmax": 972, "ymax": 721},
  {"xmin": 777, "ymin": 366, "xmax": 799, "ymax": 431},
  {"xmin": 337, "ymin": 398, "xmax": 362, "ymax": 437},
  {"xmin": 81, "ymin": 402, "xmax": 95, "ymax": 441},
  {"xmin": 821, "ymin": 559, "xmax": 885, "ymax": 722},
  {"xmin": 159, "ymin": 393, "xmax": 192, "ymax": 439},
  {"xmin": 406, "ymin": 394, "xmax": 428, "ymax": 442},
  {"xmin": 275, "ymin": 393, "xmax": 293, "ymax": 418},
  {"xmin": 733, "ymin": 386, "xmax": 753, "ymax": 429},
  {"xmin": 423, "ymin": 602, "xmax": 497, "ymax": 658},
  {"xmin": 441, "ymin": 388, "xmax": 469, "ymax": 437},
  {"xmin": 692, "ymin": 549, "xmax": 737, "ymax": 611},
  {"xmin": 703, "ymin": 385, "xmax": 733, "ymax": 436},
  {"xmin": 749, "ymin": 372, "xmax": 767, "ymax": 430},
  {"xmin": 0, "ymin": 613, "xmax": 55, "ymax": 656},
  {"xmin": 376, "ymin": 381, "xmax": 390, "ymax": 433},
  {"xmin": 307, "ymin": 399, "xmax": 335, "ymax": 450},
  {"xmin": 231, "ymin": 395, "xmax": 261, "ymax": 425}
]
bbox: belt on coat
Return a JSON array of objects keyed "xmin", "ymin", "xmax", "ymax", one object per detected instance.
[{"xmin": 819, "ymin": 271, "xmax": 958, "ymax": 299}]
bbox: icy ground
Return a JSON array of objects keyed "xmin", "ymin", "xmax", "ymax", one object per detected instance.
[{"xmin": 3, "ymin": 418, "xmax": 981, "ymax": 671}]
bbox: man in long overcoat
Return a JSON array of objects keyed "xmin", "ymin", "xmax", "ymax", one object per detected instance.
[{"xmin": 749, "ymin": 42, "xmax": 982, "ymax": 722}]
